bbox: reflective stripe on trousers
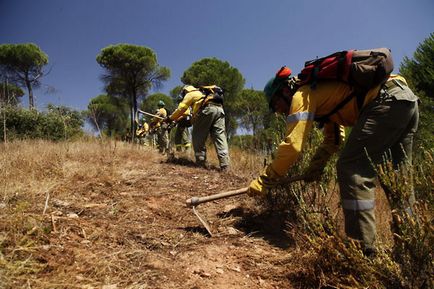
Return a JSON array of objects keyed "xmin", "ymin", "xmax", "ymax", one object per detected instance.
[
  {"xmin": 337, "ymin": 94, "xmax": 419, "ymax": 248},
  {"xmin": 342, "ymin": 199, "xmax": 375, "ymax": 211}
]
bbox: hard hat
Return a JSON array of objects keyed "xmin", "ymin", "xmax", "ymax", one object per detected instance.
[
  {"xmin": 178, "ymin": 85, "xmax": 197, "ymax": 99},
  {"xmin": 179, "ymin": 85, "xmax": 196, "ymax": 98},
  {"xmin": 263, "ymin": 66, "xmax": 292, "ymax": 103},
  {"xmin": 158, "ymin": 100, "xmax": 165, "ymax": 107},
  {"xmin": 182, "ymin": 85, "xmax": 196, "ymax": 93}
]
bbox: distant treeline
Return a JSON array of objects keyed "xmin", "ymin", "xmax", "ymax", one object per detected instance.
[{"xmin": 0, "ymin": 33, "xmax": 433, "ymax": 151}]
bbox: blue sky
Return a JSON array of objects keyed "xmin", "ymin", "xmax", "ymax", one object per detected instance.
[{"xmin": 1, "ymin": 0, "xmax": 433, "ymax": 111}]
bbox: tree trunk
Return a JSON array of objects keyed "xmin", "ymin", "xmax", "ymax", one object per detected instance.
[
  {"xmin": 90, "ymin": 108, "xmax": 103, "ymax": 138},
  {"xmin": 2, "ymin": 81, "xmax": 6, "ymax": 142},
  {"xmin": 129, "ymin": 92, "xmax": 137, "ymax": 143},
  {"xmin": 130, "ymin": 105, "xmax": 134, "ymax": 142},
  {"xmin": 25, "ymin": 77, "xmax": 34, "ymax": 109}
]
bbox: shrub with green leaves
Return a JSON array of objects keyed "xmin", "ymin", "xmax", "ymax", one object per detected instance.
[
  {"xmin": 253, "ymin": 125, "xmax": 433, "ymax": 289},
  {"xmin": 0, "ymin": 106, "xmax": 83, "ymax": 141}
]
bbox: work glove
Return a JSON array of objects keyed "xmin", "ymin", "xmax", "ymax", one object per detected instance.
[
  {"xmin": 303, "ymin": 147, "xmax": 332, "ymax": 182},
  {"xmin": 163, "ymin": 116, "xmax": 173, "ymax": 124},
  {"xmin": 248, "ymin": 166, "xmax": 281, "ymax": 198}
]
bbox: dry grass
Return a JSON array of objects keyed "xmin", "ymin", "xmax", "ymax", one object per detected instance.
[
  {"xmin": 0, "ymin": 140, "xmax": 163, "ymax": 288},
  {"xmin": 0, "ymin": 139, "xmax": 432, "ymax": 288}
]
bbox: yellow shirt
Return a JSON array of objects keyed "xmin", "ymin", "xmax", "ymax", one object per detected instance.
[
  {"xmin": 172, "ymin": 104, "xmax": 191, "ymax": 122},
  {"xmin": 169, "ymin": 90, "xmax": 206, "ymax": 121},
  {"xmin": 151, "ymin": 107, "xmax": 167, "ymax": 128},
  {"xmin": 270, "ymin": 75, "xmax": 407, "ymax": 176}
]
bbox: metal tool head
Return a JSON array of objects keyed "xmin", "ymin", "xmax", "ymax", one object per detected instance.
[{"xmin": 192, "ymin": 205, "xmax": 213, "ymax": 237}]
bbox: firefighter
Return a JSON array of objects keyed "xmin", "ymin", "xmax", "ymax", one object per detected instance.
[
  {"xmin": 249, "ymin": 67, "xmax": 419, "ymax": 256},
  {"xmin": 165, "ymin": 85, "xmax": 229, "ymax": 171},
  {"xmin": 150, "ymin": 100, "xmax": 169, "ymax": 153},
  {"xmin": 135, "ymin": 121, "xmax": 149, "ymax": 145}
]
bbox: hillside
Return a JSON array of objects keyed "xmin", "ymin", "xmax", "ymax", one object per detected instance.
[
  {"xmin": 1, "ymin": 140, "xmax": 432, "ymax": 289},
  {"xmin": 0, "ymin": 140, "xmax": 312, "ymax": 289}
]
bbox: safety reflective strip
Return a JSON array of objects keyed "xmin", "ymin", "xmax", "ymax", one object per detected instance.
[
  {"xmin": 342, "ymin": 199, "xmax": 375, "ymax": 211},
  {"xmin": 286, "ymin": 112, "xmax": 315, "ymax": 123}
]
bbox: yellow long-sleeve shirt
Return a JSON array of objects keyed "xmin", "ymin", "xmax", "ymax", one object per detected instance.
[
  {"xmin": 172, "ymin": 104, "xmax": 191, "ymax": 122},
  {"xmin": 169, "ymin": 90, "xmax": 206, "ymax": 122},
  {"xmin": 270, "ymin": 75, "xmax": 408, "ymax": 176},
  {"xmin": 151, "ymin": 107, "xmax": 167, "ymax": 128}
]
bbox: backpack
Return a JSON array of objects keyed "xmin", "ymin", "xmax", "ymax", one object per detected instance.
[
  {"xmin": 199, "ymin": 85, "xmax": 224, "ymax": 105},
  {"xmin": 298, "ymin": 48, "xmax": 394, "ymax": 89},
  {"xmin": 297, "ymin": 48, "xmax": 394, "ymax": 124}
]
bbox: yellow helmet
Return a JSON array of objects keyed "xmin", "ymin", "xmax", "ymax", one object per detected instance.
[{"xmin": 181, "ymin": 85, "xmax": 197, "ymax": 94}]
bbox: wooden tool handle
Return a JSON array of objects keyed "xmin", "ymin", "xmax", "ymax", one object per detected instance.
[
  {"xmin": 185, "ymin": 175, "xmax": 305, "ymax": 207},
  {"xmin": 186, "ymin": 187, "xmax": 248, "ymax": 207}
]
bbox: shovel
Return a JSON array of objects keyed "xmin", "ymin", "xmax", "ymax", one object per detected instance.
[{"xmin": 185, "ymin": 175, "xmax": 305, "ymax": 236}]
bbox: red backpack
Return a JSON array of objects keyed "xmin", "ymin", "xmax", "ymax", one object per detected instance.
[
  {"xmin": 298, "ymin": 48, "xmax": 394, "ymax": 89},
  {"xmin": 297, "ymin": 48, "xmax": 394, "ymax": 124}
]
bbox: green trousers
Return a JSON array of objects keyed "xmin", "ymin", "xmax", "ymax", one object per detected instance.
[
  {"xmin": 156, "ymin": 126, "xmax": 169, "ymax": 153},
  {"xmin": 174, "ymin": 124, "xmax": 190, "ymax": 151},
  {"xmin": 336, "ymin": 82, "xmax": 419, "ymax": 250},
  {"xmin": 192, "ymin": 104, "xmax": 229, "ymax": 169}
]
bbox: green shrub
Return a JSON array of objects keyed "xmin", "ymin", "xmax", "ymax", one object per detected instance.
[
  {"xmin": 0, "ymin": 106, "xmax": 84, "ymax": 141},
  {"xmin": 255, "ymin": 125, "xmax": 433, "ymax": 288}
]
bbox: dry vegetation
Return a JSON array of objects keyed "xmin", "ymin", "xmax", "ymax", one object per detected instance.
[{"xmin": 0, "ymin": 139, "xmax": 432, "ymax": 288}]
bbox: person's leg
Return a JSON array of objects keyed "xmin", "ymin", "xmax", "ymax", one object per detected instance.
[
  {"xmin": 162, "ymin": 129, "xmax": 169, "ymax": 153},
  {"xmin": 174, "ymin": 125, "xmax": 184, "ymax": 152},
  {"xmin": 181, "ymin": 126, "xmax": 191, "ymax": 150},
  {"xmin": 157, "ymin": 128, "xmax": 164, "ymax": 153},
  {"xmin": 192, "ymin": 107, "xmax": 213, "ymax": 166},
  {"xmin": 209, "ymin": 107, "xmax": 230, "ymax": 169},
  {"xmin": 337, "ymin": 96, "xmax": 418, "ymax": 253},
  {"xmin": 382, "ymin": 101, "xmax": 419, "ymax": 212}
]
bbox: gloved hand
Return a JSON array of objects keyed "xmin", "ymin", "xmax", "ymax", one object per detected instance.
[
  {"xmin": 248, "ymin": 166, "xmax": 281, "ymax": 198},
  {"xmin": 303, "ymin": 147, "xmax": 332, "ymax": 182}
]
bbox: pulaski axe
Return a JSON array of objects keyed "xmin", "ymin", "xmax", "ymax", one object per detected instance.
[
  {"xmin": 185, "ymin": 175, "xmax": 305, "ymax": 236},
  {"xmin": 137, "ymin": 109, "xmax": 165, "ymax": 120}
]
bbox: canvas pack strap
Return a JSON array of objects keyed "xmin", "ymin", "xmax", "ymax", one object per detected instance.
[{"xmin": 314, "ymin": 88, "xmax": 366, "ymax": 127}]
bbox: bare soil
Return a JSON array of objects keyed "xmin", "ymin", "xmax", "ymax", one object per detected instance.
[{"xmin": 1, "ymin": 143, "xmax": 310, "ymax": 289}]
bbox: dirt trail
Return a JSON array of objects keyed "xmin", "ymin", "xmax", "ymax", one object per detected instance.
[{"xmin": 32, "ymin": 151, "xmax": 301, "ymax": 289}]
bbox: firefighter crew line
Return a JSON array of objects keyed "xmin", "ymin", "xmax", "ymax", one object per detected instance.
[{"xmin": 139, "ymin": 47, "xmax": 419, "ymax": 257}]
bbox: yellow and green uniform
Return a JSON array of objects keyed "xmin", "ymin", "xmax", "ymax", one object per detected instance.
[
  {"xmin": 169, "ymin": 87, "xmax": 229, "ymax": 169},
  {"xmin": 151, "ymin": 107, "xmax": 168, "ymax": 153},
  {"xmin": 170, "ymin": 89, "xmax": 206, "ymax": 121},
  {"xmin": 251, "ymin": 75, "xmax": 419, "ymax": 250},
  {"xmin": 136, "ymin": 122, "xmax": 149, "ymax": 137},
  {"xmin": 172, "ymin": 106, "xmax": 191, "ymax": 151}
]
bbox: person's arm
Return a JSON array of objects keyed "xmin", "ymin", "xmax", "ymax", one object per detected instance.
[
  {"xmin": 249, "ymin": 89, "xmax": 315, "ymax": 197},
  {"xmin": 170, "ymin": 91, "xmax": 202, "ymax": 121},
  {"xmin": 304, "ymin": 122, "xmax": 345, "ymax": 182}
]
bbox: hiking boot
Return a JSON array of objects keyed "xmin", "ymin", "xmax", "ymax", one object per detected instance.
[
  {"xmin": 220, "ymin": 166, "xmax": 229, "ymax": 173},
  {"xmin": 363, "ymin": 246, "xmax": 377, "ymax": 259},
  {"xmin": 196, "ymin": 160, "xmax": 210, "ymax": 169}
]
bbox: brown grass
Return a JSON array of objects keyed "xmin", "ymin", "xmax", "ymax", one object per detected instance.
[{"xmin": 0, "ymin": 139, "xmax": 431, "ymax": 288}]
